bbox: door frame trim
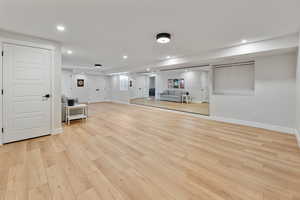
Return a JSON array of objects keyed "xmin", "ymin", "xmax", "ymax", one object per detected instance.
[{"xmin": 0, "ymin": 38, "xmax": 56, "ymax": 144}]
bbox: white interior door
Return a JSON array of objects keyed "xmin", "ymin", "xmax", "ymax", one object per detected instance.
[
  {"xmin": 88, "ymin": 76, "xmax": 106, "ymax": 102},
  {"xmin": 135, "ymin": 76, "xmax": 146, "ymax": 98},
  {"xmin": 3, "ymin": 44, "xmax": 52, "ymax": 143}
]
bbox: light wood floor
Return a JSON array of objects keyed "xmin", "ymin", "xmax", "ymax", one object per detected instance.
[
  {"xmin": 1, "ymin": 102, "xmax": 300, "ymax": 200},
  {"xmin": 130, "ymin": 97, "xmax": 209, "ymax": 115}
]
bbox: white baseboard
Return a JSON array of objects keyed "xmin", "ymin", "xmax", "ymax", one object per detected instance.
[
  {"xmin": 51, "ymin": 127, "xmax": 63, "ymax": 135},
  {"xmin": 111, "ymin": 100, "xmax": 130, "ymax": 105},
  {"xmin": 0, "ymin": 128, "xmax": 64, "ymax": 145},
  {"xmin": 88, "ymin": 100, "xmax": 110, "ymax": 104},
  {"xmin": 130, "ymin": 96, "xmax": 146, "ymax": 99},
  {"xmin": 192, "ymin": 100, "xmax": 209, "ymax": 104},
  {"xmin": 210, "ymin": 116, "xmax": 295, "ymax": 135}
]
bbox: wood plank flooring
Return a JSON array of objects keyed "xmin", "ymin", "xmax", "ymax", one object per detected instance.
[{"xmin": 1, "ymin": 102, "xmax": 300, "ymax": 200}]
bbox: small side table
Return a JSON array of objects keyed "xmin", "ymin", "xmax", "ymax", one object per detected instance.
[
  {"xmin": 181, "ymin": 95, "xmax": 192, "ymax": 104},
  {"xmin": 66, "ymin": 104, "xmax": 88, "ymax": 125}
]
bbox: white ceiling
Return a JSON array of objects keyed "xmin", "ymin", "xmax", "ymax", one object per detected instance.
[{"xmin": 0, "ymin": 0, "xmax": 299, "ymax": 72}]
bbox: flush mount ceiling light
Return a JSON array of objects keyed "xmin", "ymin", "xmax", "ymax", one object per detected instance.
[
  {"xmin": 123, "ymin": 55, "xmax": 128, "ymax": 59},
  {"xmin": 241, "ymin": 39, "xmax": 247, "ymax": 44},
  {"xmin": 94, "ymin": 64, "xmax": 102, "ymax": 68},
  {"xmin": 56, "ymin": 25, "xmax": 65, "ymax": 32},
  {"xmin": 67, "ymin": 50, "xmax": 73, "ymax": 54},
  {"xmin": 156, "ymin": 33, "xmax": 171, "ymax": 44},
  {"xmin": 166, "ymin": 56, "xmax": 171, "ymax": 59}
]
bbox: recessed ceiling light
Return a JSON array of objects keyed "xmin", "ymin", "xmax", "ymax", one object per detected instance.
[
  {"xmin": 146, "ymin": 68, "xmax": 150, "ymax": 71},
  {"xmin": 56, "ymin": 25, "xmax": 65, "ymax": 32},
  {"xmin": 156, "ymin": 33, "xmax": 171, "ymax": 44},
  {"xmin": 123, "ymin": 55, "xmax": 128, "ymax": 59},
  {"xmin": 67, "ymin": 50, "xmax": 73, "ymax": 54},
  {"xmin": 241, "ymin": 39, "xmax": 247, "ymax": 44},
  {"xmin": 166, "ymin": 56, "xmax": 171, "ymax": 59}
]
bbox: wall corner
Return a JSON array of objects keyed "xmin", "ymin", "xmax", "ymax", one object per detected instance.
[{"xmin": 51, "ymin": 127, "xmax": 64, "ymax": 135}]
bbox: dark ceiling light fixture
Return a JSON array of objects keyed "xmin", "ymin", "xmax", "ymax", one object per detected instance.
[
  {"xmin": 156, "ymin": 32, "xmax": 171, "ymax": 44},
  {"xmin": 94, "ymin": 64, "xmax": 103, "ymax": 70}
]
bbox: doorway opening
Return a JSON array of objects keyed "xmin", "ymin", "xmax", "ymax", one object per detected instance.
[{"xmin": 149, "ymin": 76, "xmax": 156, "ymax": 99}]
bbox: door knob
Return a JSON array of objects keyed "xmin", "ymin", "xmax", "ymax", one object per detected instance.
[{"xmin": 43, "ymin": 94, "xmax": 51, "ymax": 98}]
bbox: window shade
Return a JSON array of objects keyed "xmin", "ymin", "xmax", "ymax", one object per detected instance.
[{"xmin": 213, "ymin": 64, "xmax": 255, "ymax": 95}]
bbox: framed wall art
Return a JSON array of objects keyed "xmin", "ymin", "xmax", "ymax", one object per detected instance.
[{"xmin": 77, "ymin": 79, "xmax": 84, "ymax": 87}]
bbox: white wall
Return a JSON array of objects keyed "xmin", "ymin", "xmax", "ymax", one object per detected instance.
[
  {"xmin": 88, "ymin": 75, "xmax": 110, "ymax": 103},
  {"xmin": 61, "ymin": 70, "xmax": 110, "ymax": 103},
  {"xmin": 156, "ymin": 70, "xmax": 209, "ymax": 102},
  {"xmin": 62, "ymin": 70, "xmax": 72, "ymax": 97},
  {"xmin": 129, "ymin": 75, "xmax": 148, "ymax": 99},
  {"xmin": 53, "ymin": 47, "xmax": 62, "ymax": 133},
  {"xmin": 149, "ymin": 77, "xmax": 155, "ymax": 88},
  {"xmin": 296, "ymin": 36, "xmax": 300, "ymax": 143},
  {"xmin": 110, "ymin": 75, "xmax": 130, "ymax": 103},
  {"xmin": 71, "ymin": 74, "xmax": 89, "ymax": 103},
  {"xmin": 210, "ymin": 52, "xmax": 297, "ymax": 131},
  {"xmin": 109, "ymin": 74, "xmax": 150, "ymax": 103}
]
